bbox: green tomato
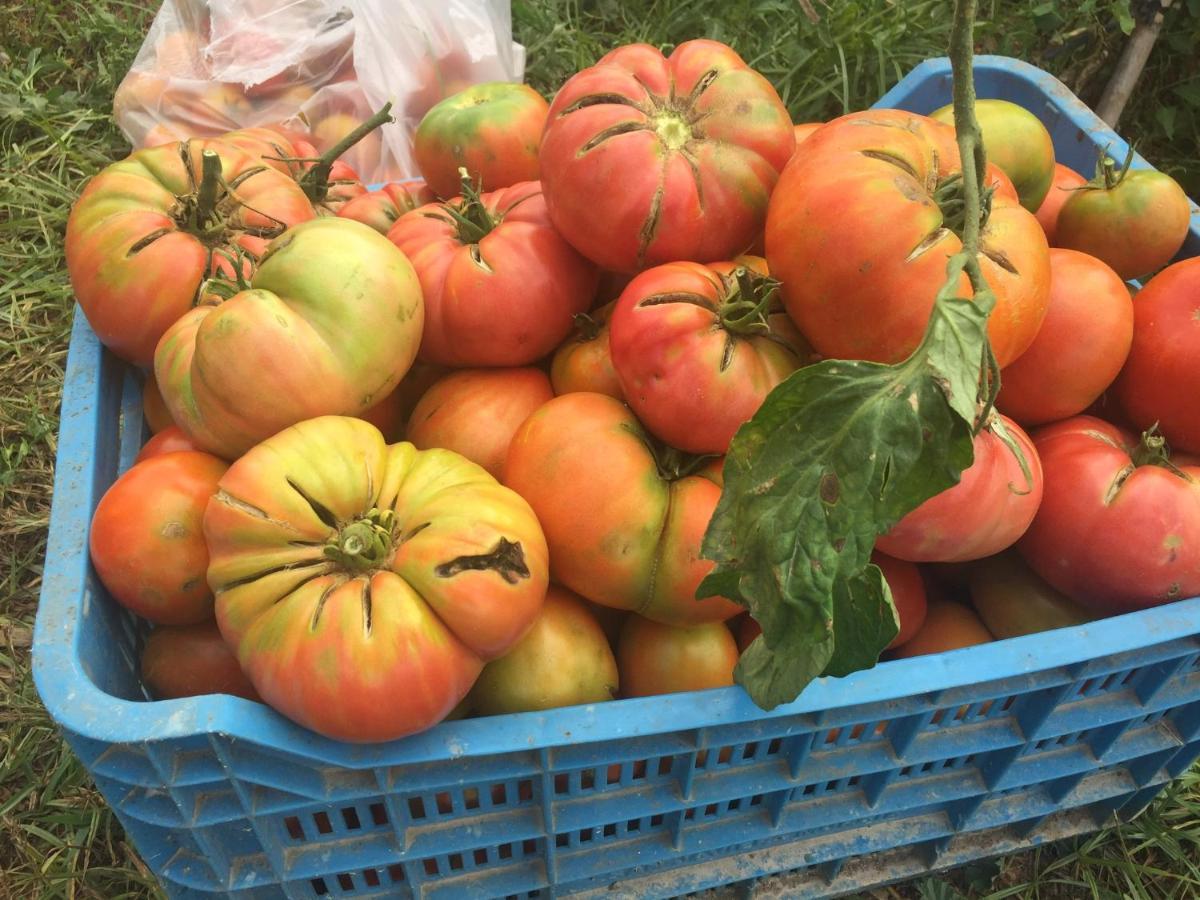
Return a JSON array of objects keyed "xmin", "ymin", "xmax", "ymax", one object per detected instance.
[{"xmin": 931, "ymin": 98, "xmax": 1055, "ymax": 212}]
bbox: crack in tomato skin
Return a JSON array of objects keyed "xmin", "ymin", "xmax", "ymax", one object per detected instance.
[{"xmin": 434, "ymin": 537, "xmax": 531, "ymax": 584}]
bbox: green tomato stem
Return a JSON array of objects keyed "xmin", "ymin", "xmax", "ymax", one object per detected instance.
[{"xmin": 299, "ymin": 102, "xmax": 394, "ymax": 204}]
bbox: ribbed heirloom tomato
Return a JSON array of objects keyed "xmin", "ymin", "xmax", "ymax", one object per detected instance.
[
  {"xmin": 66, "ymin": 138, "xmax": 315, "ymax": 365},
  {"xmin": 539, "ymin": 39, "xmax": 795, "ymax": 272},
  {"xmin": 155, "ymin": 218, "xmax": 424, "ymax": 459},
  {"xmin": 766, "ymin": 109, "xmax": 1050, "ymax": 367},
  {"xmin": 608, "ymin": 259, "xmax": 807, "ymax": 454},
  {"xmin": 205, "ymin": 416, "xmax": 550, "ymax": 743},
  {"xmin": 549, "ymin": 302, "xmax": 625, "ymax": 400},
  {"xmin": 503, "ymin": 392, "xmax": 741, "ymax": 626},
  {"xmin": 388, "ymin": 180, "xmax": 597, "ymax": 367},
  {"xmin": 337, "ymin": 181, "xmax": 435, "ymax": 234},
  {"xmin": 414, "ymin": 82, "xmax": 550, "ymax": 198},
  {"xmin": 1018, "ymin": 417, "xmax": 1200, "ymax": 614}
]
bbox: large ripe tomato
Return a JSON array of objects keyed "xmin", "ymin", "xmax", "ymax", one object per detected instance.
[
  {"xmin": 337, "ymin": 181, "xmax": 435, "ymax": 234},
  {"xmin": 388, "ymin": 180, "xmax": 597, "ymax": 367},
  {"xmin": 206, "ymin": 416, "xmax": 549, "ymax": 742},
  {"xmin": 539, "ymin": 39, "xmax": 795, "ymax": 273},
  {"xmin": 468, "ymin": 586, "xmax": 618, "ymax": 715},
  {"xmin": 65, "ymin": 138, "xmax": 316, "ymax": 365},
  {"xmin": 967, "ymin": 551, "xmax": 1093, "ymax": 640},
  {"xmin": 1035, "ymin": 163, "xmax": 1088, "ymax": 245},
  {"xmin": 414, "ymin": 82, "xmax": 550, "ymax": 199},
  {"xmin": 155, "ymin": 218, "xmax": 423, "ymax": 459},
  {"xmin": 1112, "ymin": 258, "xmax": 1200, "ymax": 454},
  {"xmin": 617, "ymin": 616, "xmax": 738, "ymax": 697},
  {"xmin": 549, "ymin": 301, "xmax": 625, "ymax": 400},
  {"xmin": 767, "ymin": 109, "xmax": 1050, "ymax": 367},
  {"xmin": 503, "ymin": 392, "xmax": 741, "ymax": 626},
  {"xmin": 141, "ymin": 621, "xmax": 261, "ymax": 702},
  {"xmin": 1017, "ymin": 416, "xmax": 1200, "ymax": 613},
  {"xmin": 997, "ymin": 248, "xmax": 1133, "ymax": 426},
  {"xmin": 889, "ymin": 599, "xmax": 993, "ymax": 659},
  {"xmin": 90, "ymin": 451, "xmax": 228, "ymax": 625},
  {"xmin": 876, "ymin": 413, "xmax": 1043, "ymax": 563},
  {"xmin": 608, "ymin": 260, "xmax": 805, "ymax": 454},
  {"xmin": 406, "ymin": 368, "xmax": 554, "ymax": 479},
  {"xmin": 931, "ymin": 99, "xmax": 1055, "ymax": 211},
  {"xmin": 1055, "ymin": 152, "xmax": 1190, "ymax": 280}
]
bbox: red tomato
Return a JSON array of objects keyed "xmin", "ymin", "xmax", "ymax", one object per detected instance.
[
  {"xmin": 1035, "ymin": 163, "xmax": 1088, "ymax": 245},
  {"xmin": 608, "ymin": 260, "xmax": 807, "ymax": 454},
  {"xmin": 90, "ymin": 451, "xmax": 228, "ymax": 625},
  {"xmin": 736, "ymin": 550, "xmax": 926, "ymax": 652},
  {"xmin": 406, "ymin": 368, "xmax": 554, "ymax": 479},
  {"xmin": 468, "ymin": 586, "xmax": 618, "ymax": 715},
  {"xmin": 997, "ymin": 248, "xmax": 1133, "ymax": 426},
  {"xmin": 767, "ymin": 109, "xmax": 1050, "ymax": 368},
  {"xmin": 889, "ymin": 599, "xmax": 993, "ymax": 659},
  {"xmin": 136, "ymin": 426, "xmax": 207, "ymax": 463},
  {"xmin": 876, "ymin": 414, "xmax": 1043, "ymax": 563},
  {"xmin": 504, "ymin": 392, "xmax": 741, "ymax": 626},
  {"xmin": 207, "ymin": 416, "xmax": 550, "ymax": 742},
  {"xmin": 617, "ymin": 616, "xmax": 738, "ymax": 697},
  {"xmin": 539, "ymin": 40, "xmax": 795, "ymax": 272},
  {"xmin": 141, "ymin": 621, "xmax": 261, "ymax": 702},
  {"xmin": 549, "ymin": 302, "xmax": 624, "ymax": 400},
  {"xmin": 414, "ymin": 82, "xmax": 550, "ymax": 198},
  {"xmin": 66, "ymin": 138, "xmax": 315, "ymax": 365},
  {"xmin": 1112, "ymin": 258, "xmax": 1200, "ymax": 455},
  {"xmin": 388, "ymin": 181, "xmax": 597, "ymax": 367},
  {"xmin": 1017, "ymin": 416, "xmax": 1200, "ymax": 613},
  {"xmin": 337, "ymin": 181, "xmax": 435, "ymax": 234},
  {"xmin": 1055, "ymin": 156, "xmax": 1190, "ymax": 280}
]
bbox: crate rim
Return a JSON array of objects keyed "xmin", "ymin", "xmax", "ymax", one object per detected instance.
[{"xmin": 33, "ymin": 53, "xmax": 1200, "ymax": 769}]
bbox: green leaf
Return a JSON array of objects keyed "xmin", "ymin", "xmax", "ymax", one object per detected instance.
[
  {"xmin": 1156, "ymin": 105, "xmax": 1178, "ymax": 141},
  {"xmin": 1112, "ymin": 0, "xmax": 1136, "ymax": 35},
  {"xmin": 700, "ymin": 280, "xmax": 988, "ymax": 709},
  {"xmin": 823, "ymin": 563, "xmax": 899, "ymax": 677}
]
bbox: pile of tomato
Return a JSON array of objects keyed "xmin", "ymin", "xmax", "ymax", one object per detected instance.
[{"xmin": 70, "ymin": 38, "xmax": 1200, "ymax": 744}]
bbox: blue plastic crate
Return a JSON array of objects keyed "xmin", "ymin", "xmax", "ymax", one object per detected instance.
[{"xmin": 33, "ymin": 55, "xmax": 1200, "ymax": 899}]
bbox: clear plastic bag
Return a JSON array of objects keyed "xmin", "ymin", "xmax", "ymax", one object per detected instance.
[{"xmin": 113, "ymin": 0, "xmax": 525, "ymax": 183}]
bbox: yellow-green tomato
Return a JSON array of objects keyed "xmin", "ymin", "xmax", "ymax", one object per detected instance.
[
  {"xmin": 968, "ymin": 550, "xmax": 1094, "ymax": 639},
  {"xmin": 155, "ymin": 217, "xmax": 424, "ymax": 459},
  {"xmin": 469, "ymin": 586, "xmax": 618, "ymax": 716},
  {"xmin": 931, "ymin": 98, "xmax": 1055, "ymax": 211}
]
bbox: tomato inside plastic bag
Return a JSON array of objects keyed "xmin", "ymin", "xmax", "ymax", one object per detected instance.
[{"xmin": 113, "ymin": 0, "xmax": 526, "ymax": 182}]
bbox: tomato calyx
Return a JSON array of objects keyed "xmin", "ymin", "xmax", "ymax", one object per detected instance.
[
  {"xmin": 295, "ymin": 103, "xmax": 393, "ymax": 206},
  {"xmin": 570, "ymin": 310, "xmax": 603, "ymax": 342},
  {"xmin": 624, "ymin": 423, "xmax": 717, "ymax": 482},
  {"xmin": 716, "ymin": 266, "xmax": 782, "ymax": 337},
  {"xmin": 323, "ymin": 507, "xmax": 397, "ymax": 572},
  {"xmin": 932, "ymin": 172, "xmax": 995, "ymax": 239},
  {"xmin": 435, "ymin": 168, "xmax": 499, "ymax": 247},
  {"xmin": 1077, "ymin": 144, "xmax": 1136, "ymax": 193},
  {"xmin": 1128, "ymin": 425, "xmax": 1193, "ymax": 479}
]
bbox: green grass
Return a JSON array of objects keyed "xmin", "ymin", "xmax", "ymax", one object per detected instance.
[{"xmin": 0, "ymin": 0, "xmax": 1197, "ymax": 897}]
